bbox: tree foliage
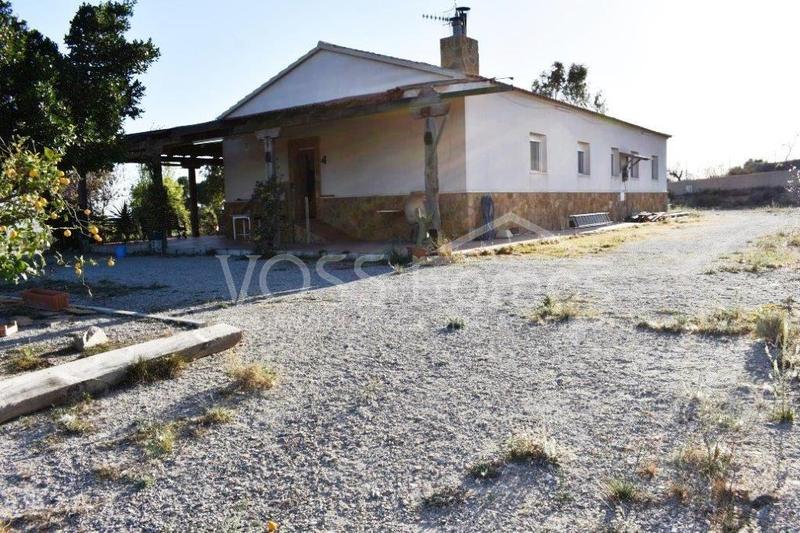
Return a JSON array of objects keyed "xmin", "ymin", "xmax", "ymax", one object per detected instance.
[
  {"xmin": 531, "ymin": 61, "xmax": 606, "ymax": 113},
  {"xmin": 0, "ymin": 139, "xmax": 105, "ymax": 282},
  {"xmin": 0, "ymin": 1, "xmax": 158, "ymax": 181},
  {"xmin": 727, "ymin": 158, "xmax": 800, "ymax": 176},
  {"xmin": 0, "ymin": 1, "xmax": 73, "ymax": 150},
  {"xmin": 130, "ymin": 167, "xmax": 190, "ymax": 238},
  {"xmin": 198, "ymin": 166, "xmax": 224, "ymax": 235}
]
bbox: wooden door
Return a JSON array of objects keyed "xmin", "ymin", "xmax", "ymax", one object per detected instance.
[{"xmin": 288, "ymin": 138, "xmax": 320, "ymax": 223}]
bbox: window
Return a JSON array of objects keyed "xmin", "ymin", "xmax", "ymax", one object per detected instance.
[
  {"xmin": 530, "ymin": 133, "xmax": 546, "ymax": 172},
  {"xmin": 577, "ymin": 142, "xmax": 590, "ymax": 175},
  {"xmin": 611, "ymin": 148, "xmax": 620, "ymax": 177},
  {"xmin": 651, "ymin": 155, "xmax": 659, "ymax": 180},
  {"xmin": 631, "ymin": 150, "xmax": 640, "ymax": 178}
]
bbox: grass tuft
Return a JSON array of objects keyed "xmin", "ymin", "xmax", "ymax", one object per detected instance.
[
  {"xmin": 227, "ymin": 360, "xmax": 278, "ymax": 391},
  {"xmin": 755, "ymin": 306, "xmax": 791, "ymax": 346},
  {"xmin": 467, "ymin": 457, "xmax": 504, "ymax": 480},
  {"xmin": 420, "ymin": 486, "xmax": 468, "ymax": 508},
  {"xmin": 606, "ymin": 477, "xmax": 641, "ymax": 503},
  {"xmin": 769, "ymin": 404, "xmax": 795, "ymax": 424},
  {"xmin": 637, "ymin": 307, "xmax": 772, "ymax": 337},
  {"xmin": 714, "ymin": 230, "xmax": 800, "ymax": 273},
  {"xmin": 5, "ymin": 346, "xmax": 50, "ymax": 373},
  {"xmin": 675, "ymin": 444, "xmax": 733, "ymax": 481},
  {"xmin": 126, "ymin": 354, "xmax": 188, "ymax": 384},
  {"xmin": 52, "ymin": 395, "xmax": 94, "ymax": 434},
  {"xmin": 135, "ymin": 421, "xmax": 178, "ymax": 457},
  {"xmin": 503, "ymin": 432, "xmax": 561, "ymax": 466},
  {"xmin": 445, "ymin": 317, "xmax": 465, "ymax": 331},
  {"xmin": 197, "ymin": 406, "xmax": 234, "ymax": 425},
  {"xmin": 530, "ymin": 295, "xmax": 588, "ymax": 324}
]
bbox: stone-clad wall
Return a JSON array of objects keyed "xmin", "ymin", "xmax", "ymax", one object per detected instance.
[
  {"xmin": 225, "ymin": 192, "xmax": 667, "ymax": 241},
  {"xmin": 463, "ymin": 192, "xmax": 668, "ymax": 233},
  {"xmin": 308, "ymin": 192, "xmax": 667, "ymax": 241}
]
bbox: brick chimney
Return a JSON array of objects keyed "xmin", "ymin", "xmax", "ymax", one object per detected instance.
[{"xmin": 440, "ymin": 7, "xmax": 479, "ymax": 76}]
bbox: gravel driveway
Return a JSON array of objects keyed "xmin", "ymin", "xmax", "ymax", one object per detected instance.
[{"xmin": 2, "ymin": 209, "xmax": 800, "ymax": 531}]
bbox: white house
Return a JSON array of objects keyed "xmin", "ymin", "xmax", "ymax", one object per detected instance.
[{"xmin": 125, "ymin": 8, "xmax": 668, "ymax": 243}]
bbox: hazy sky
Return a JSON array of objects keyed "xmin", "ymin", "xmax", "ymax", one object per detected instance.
[{"xmin": 13, "ymin": 0, "xmax": 800, "ymax": 178}]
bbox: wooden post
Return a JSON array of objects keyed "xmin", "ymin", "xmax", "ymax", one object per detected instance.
[
  {"xmin": 187, "ymin": 164, "xmax": 200, "ymax": 237},
  {"xmin": 413, "ymin": 87, "xmax": 450, "ymax": 243},
  {"xmin": 150, "ymin": 155, "xmax": 168, "ymax": 255}
]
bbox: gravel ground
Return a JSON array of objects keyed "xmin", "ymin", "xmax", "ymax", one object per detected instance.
[
  {"xmin": 2, "ymin": 208, "xmax": 800, "ymax": 531},
  {"xmin": 0, "ymin": 303, "xmax": 183, "ymax": 376}
]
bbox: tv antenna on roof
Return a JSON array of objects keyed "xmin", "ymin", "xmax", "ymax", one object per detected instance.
[{"xmin": 423, "ymin": 6, "xmax": 471, "ymax": 36}]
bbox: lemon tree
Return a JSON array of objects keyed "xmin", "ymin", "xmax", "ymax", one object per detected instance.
[{"xmin": 0, "ymin": 139, "xmax": 104, "ymax": 283}]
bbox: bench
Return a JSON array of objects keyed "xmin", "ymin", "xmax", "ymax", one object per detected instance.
[{"xmin": 568, "ymin": 212, "xmax": 612, "ymax": 229}]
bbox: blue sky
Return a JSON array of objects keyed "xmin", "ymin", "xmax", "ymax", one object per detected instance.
[{"xmin": 12, "ymin": 0, "xmax": 800, "ymax": 178}]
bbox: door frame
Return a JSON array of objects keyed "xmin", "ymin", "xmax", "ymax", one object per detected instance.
[{"xmin": 288, "ymin": 137, "xmax": 321, "ymax": 225}]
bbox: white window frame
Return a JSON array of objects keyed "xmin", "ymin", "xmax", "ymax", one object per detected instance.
[
  {"xmin": 651, "ymin": 155, "xmax": 659, "ymax": 180},
  {"xmin": 577, "ymin": 141, "xmax": 590, "ymax": 176},
  {"xmin": 529, "ymin": 133, "xmax": 547, "ymax": 173},
  {"xmin": 611, "ymin": 148, "xmax": 620, "ymax": 177}
]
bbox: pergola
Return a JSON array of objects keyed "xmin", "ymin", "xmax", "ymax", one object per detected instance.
[{"xmin": 122, "ymin": 78, "xmax": 509, "ymax": 251}]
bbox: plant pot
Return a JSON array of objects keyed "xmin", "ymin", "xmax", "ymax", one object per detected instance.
[
  {"xmin": 0, "ymin": 320, "xmax": 17, "ymax": 337},
  {"xmin": 21, "ymin": 288, "xmax": 70, "ymax": 311}
]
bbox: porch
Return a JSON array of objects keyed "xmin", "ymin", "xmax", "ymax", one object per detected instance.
[{"xmin": 121, "ymin": 79, "xmax": 508, "ymax": 254}]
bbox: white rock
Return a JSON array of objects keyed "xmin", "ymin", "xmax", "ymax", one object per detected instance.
[{"xmin": 73, "ymin": 326, "xmax": 109, "ymax": 351}]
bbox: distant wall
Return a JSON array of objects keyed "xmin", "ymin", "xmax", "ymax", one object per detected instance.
[{"xmin": 669, "ymin": 170, "xmax": 793, "ymax": 195}]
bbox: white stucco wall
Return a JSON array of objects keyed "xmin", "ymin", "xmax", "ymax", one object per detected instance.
[
  {"xmin": 227, "ymin": 50, "xmax": 452, "ymax": 118},
  {"xmin": 223, "ymin": 99, "xmax": 466, "ymax": 202},
  {"xmin": 464, "ymin": 91, "xmax": 668, "ymax": 194},
  {"xmin": 223, "ymin": 134, "xmax": 265, "ymax": 202}
]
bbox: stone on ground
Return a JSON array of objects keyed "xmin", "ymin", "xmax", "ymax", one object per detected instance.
[{"xmin": 73, "ymin": 326, "xmax": 109, "ymax": 351}]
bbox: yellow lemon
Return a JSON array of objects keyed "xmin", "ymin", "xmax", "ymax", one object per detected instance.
[
  {"xmin": 74, "ymin": 267, "xmax": 83, "ymax": 277},
  {"xmin": 5, "ymin": 168, "xmax": 16, "ymax": 178},
  {"xmin": 88, "ymin": 225, "xmax": 99, "ymax": 234},
  {"xmin": 83, "ymin": 208, "xmax": 92, "ymax": 216},
  {"xmin": 93, "ymin": 234, "xmax": 103, "ymax": 242},
  {"xmin": 58, "ymin": 170, "xmax": 65, "ymax": 177},
  {"xmin": 63, "ymin": 229, "xmax": 72, "ymax": 238},
  {"xmin": 28, "ymin": 168, "xmax": 39, "ymax": 178},
  {"xmin": 267, "ymin": 522, "xmax": 279, "ymax": 532},
  {"xmin": 59, "ymin": 177, "xmax": 70, "ymax": 186},
  {"xmin": 50, "ymin": 212, "xmax": 59, "ymax": 220},
  {"xmin": 9, "ymin": 229, "xmax": 17, "ymax": 239},
  {"xmin": 107, "ymin": 257, "xmax": 116, "ymax": 267}
]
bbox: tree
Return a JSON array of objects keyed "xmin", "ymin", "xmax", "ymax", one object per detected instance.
[
  {"xmin": 60, "ymin": 1, "xmax": 159, "ymax": 207},
  {"xmin": 0, "ymin": 2, "xmax": 73, "ymax": 150},
  {"xmin": 197, "ymin": 166, "xmax": 224, "ymax": 235},
  {"xmin": 531, "ymin": 61, "xmax": 606, "ymax": 113},
  {"xmin": 668, "ymin": 168, "xmax": 685, "ymax": 182},
  {"xmin": 0, "ymin": 139, "xmax": 104, "ymax": 283},
  {"xmin": 0, "ymin": 1, "xmax": 159, "ymax": 208},
  {"xmin": 130, "ymin": 166, "xmax": 190, "ymax": 238}
]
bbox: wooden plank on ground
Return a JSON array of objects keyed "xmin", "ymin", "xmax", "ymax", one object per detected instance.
[{"xmin": 0, "ymin": 323, "xmax": 242, "ymax": 424}]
